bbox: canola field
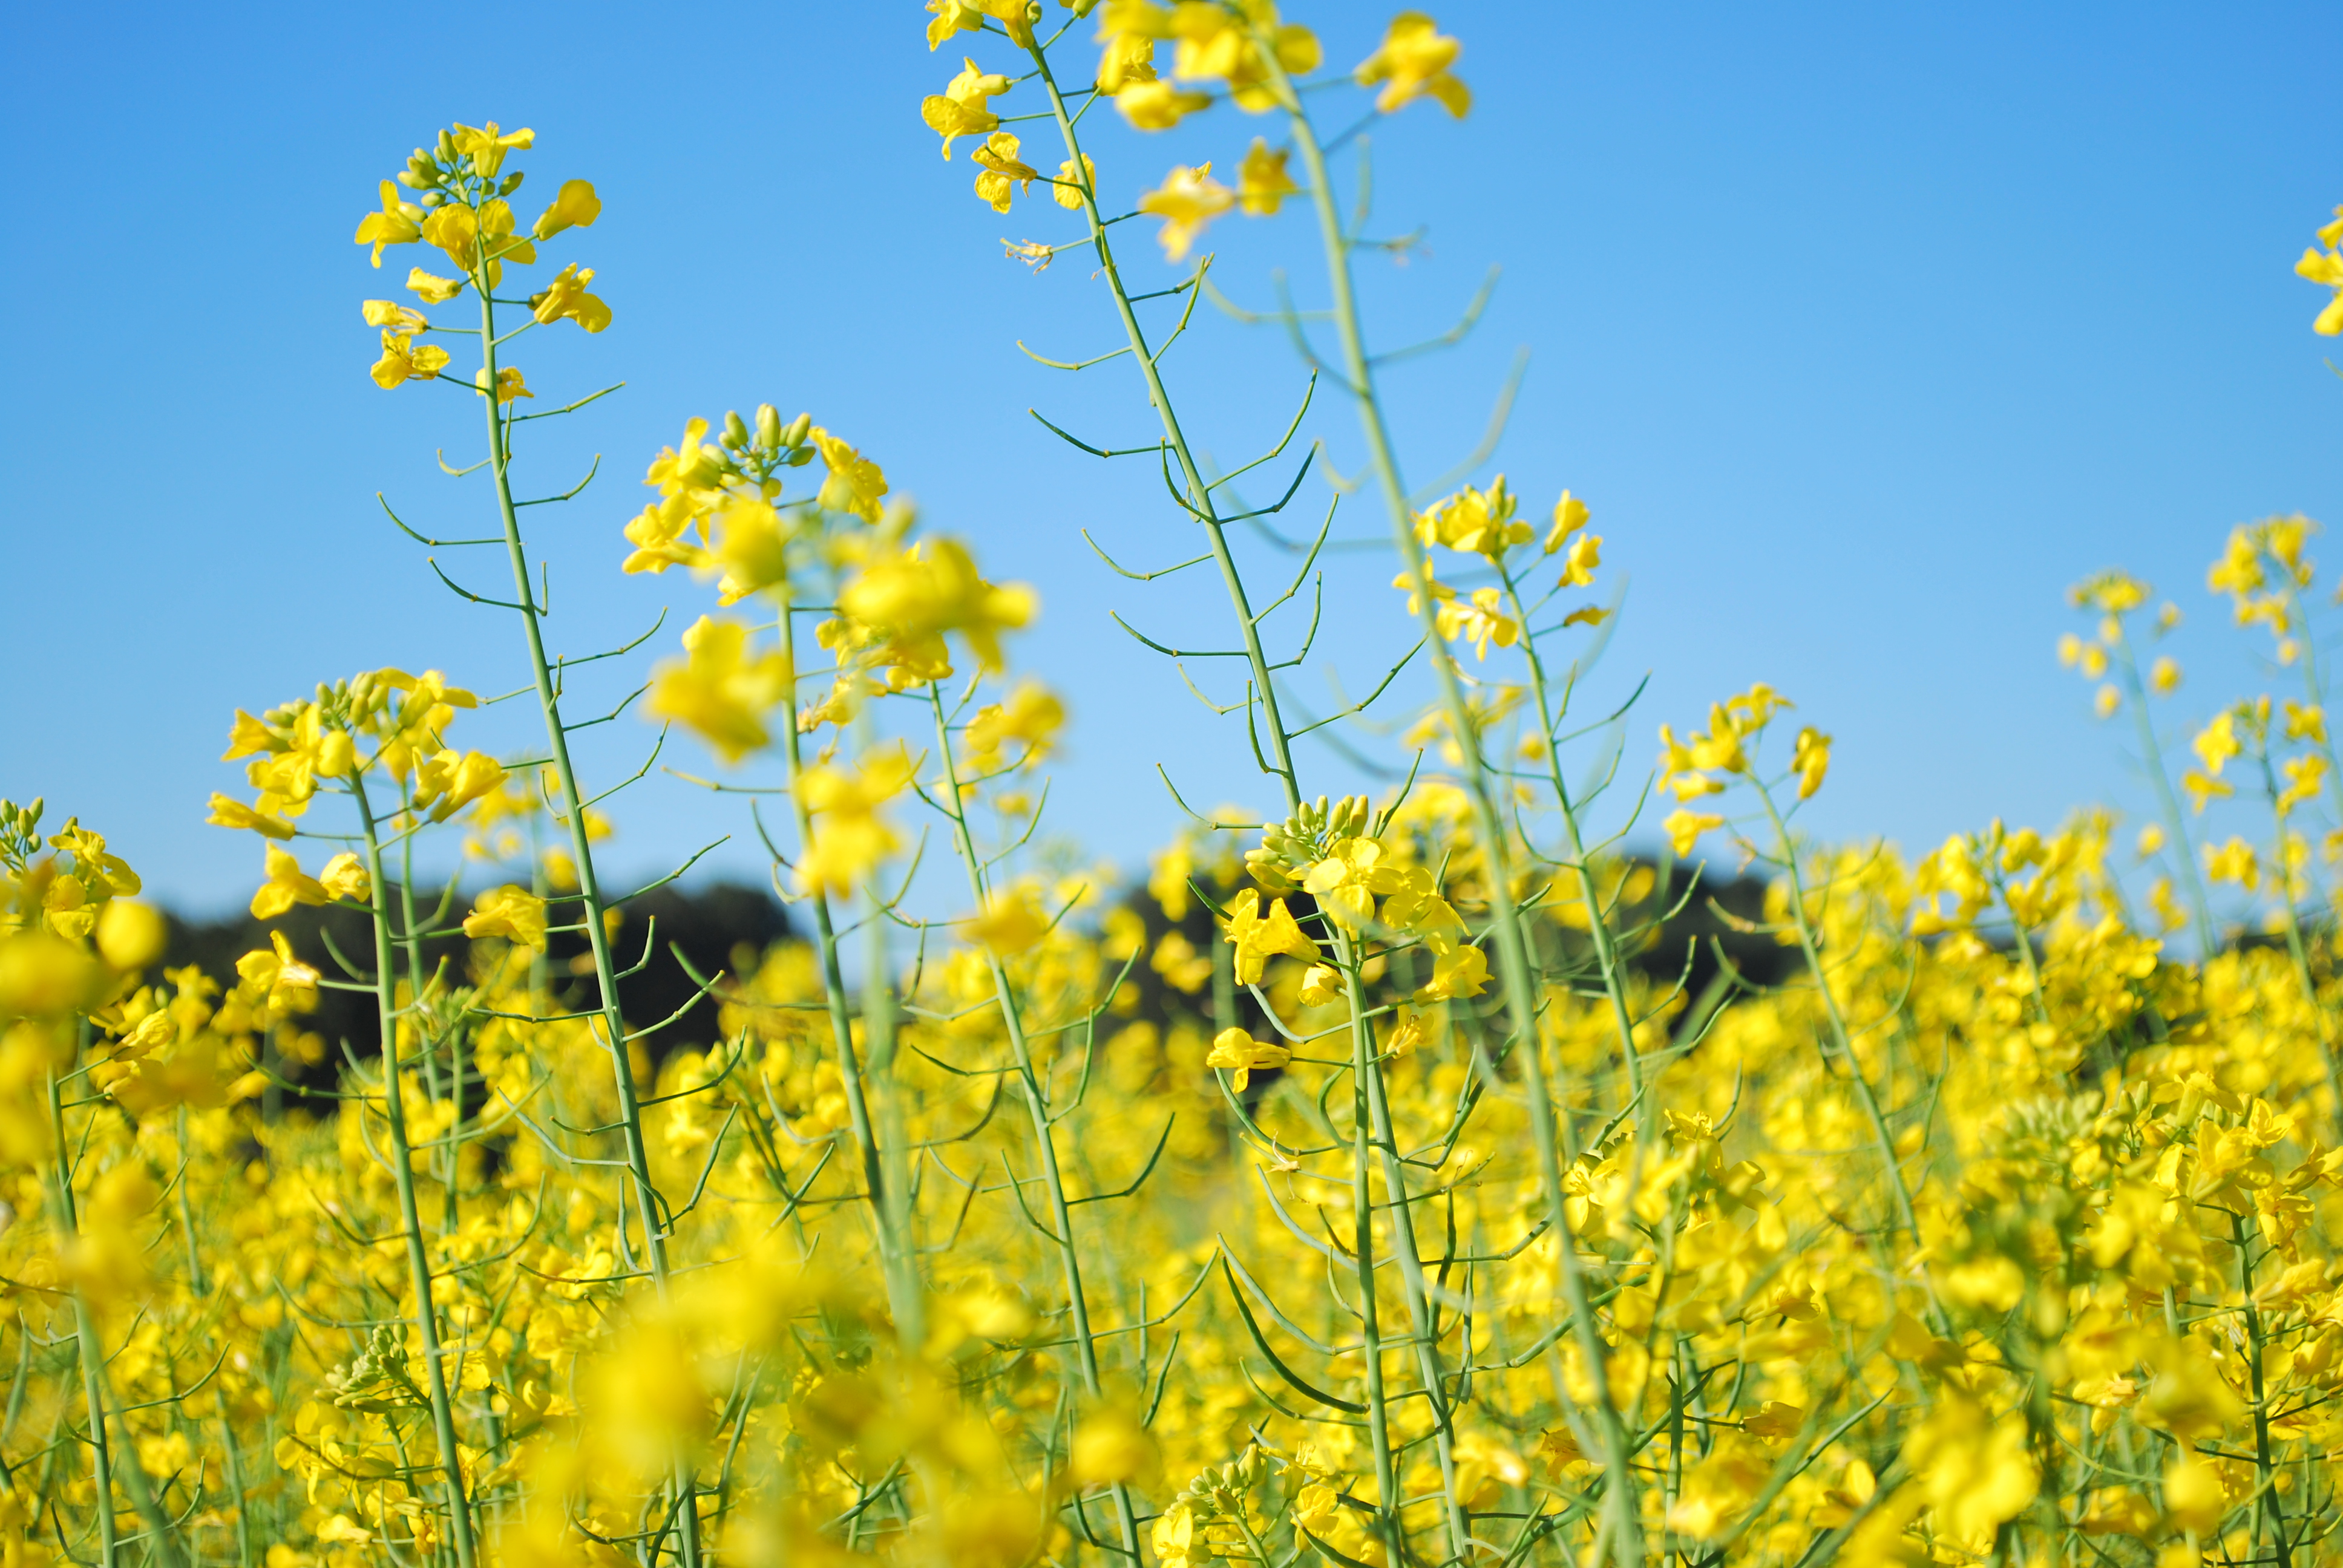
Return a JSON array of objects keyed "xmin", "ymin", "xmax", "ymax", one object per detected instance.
[{"xmin": 8, "ymin": 7, "xmax": 2343, "ymax": 1568}]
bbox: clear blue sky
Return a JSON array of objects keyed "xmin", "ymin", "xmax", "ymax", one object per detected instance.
[{"xmin": 6, "ymin": 2, "xmax": 2338, "ymax": 914}]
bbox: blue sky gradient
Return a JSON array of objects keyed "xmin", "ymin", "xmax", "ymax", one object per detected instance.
[{"xmin": 5, "ymin": 2, "xmax": 2338, "ymax": 913}]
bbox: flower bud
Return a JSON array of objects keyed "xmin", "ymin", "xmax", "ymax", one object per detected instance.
[
  {"xmin": 436, "ymin": 129, "xmax": 459, "ymax": 162},
  {"xmin": 724, "ymin": 410, "xmax": 751, "ymax": 449},
  {"xmin": 499, "ymin": 171, "xmax": 526, "ymax": 195},
  {"xmin": 755, "ymin": 404, "xmax": 782, "ymax": 449},
  {"xmin": 780, "ymin": 411, "xmax": 814, "ymax": 449}
]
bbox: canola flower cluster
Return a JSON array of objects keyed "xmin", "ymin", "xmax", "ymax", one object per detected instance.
[{"xmin": 9, "ymin": 8, "xmax": 2343, "ymax": 1568}]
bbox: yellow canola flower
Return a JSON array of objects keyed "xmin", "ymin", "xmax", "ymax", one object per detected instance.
[
  {"xmin": 2179, "ymin": 768, "xmax": 2230, "ymax": 813},
  {"xmin": 361, "ymin": 299, "xmax": 427, "ymax": 333},
  {"xmin": 2295, "ymin": 205, "xmax": 2343, "ymax": 335},
  {"xmin": 1096, "ymin": 30, "xmax": 1159, "ymax": 95},
  {"xmin": 476, "ymin": 365, "xmax": 534, "ymax": 404},
  {"xmin": 531, "ymin": 262, "xmax": 611, "ymax": 332},
  {"xmin": 1205, "ymin": 1027, "xmax": 1289, "ymax": 1090},
  {"xmin": 1219, "ymin": 888, "xmax": 1320, "ymax": 984},
  {"xmin": 406, "ymin": 266, "xmax": 466, "ymax": 304},
  {"xmin": 839, "ymin": 537, "xmax": 1035, "ymax": 676},
  {"xmin": 462, "ymin": 884, "xmax": 547, "ymax": 952},
  {"xmin": 1665, "ymin": 808, "xmax": 1724, "ymax": 858},
  {"xmin": 1392, "ymin": 560, "xmax": 1521, "ymax": 657},
  {"xmin": 94, "ymin": 900, "xmax": 166, "ymax": 973},
  {"xmin": 1666, "ymin": 1435, "xmax": 1771, "ymax": 1540},
  {"xmin": 249, "ymin": 846, "xmax": 330, "ymax": 921},
  {"xmin": 1792, "ymin": 726, "xmax": 1831, "ymax": 799},
  {"xmin": 1069, "ymin": 1408, "xmax": 1156, "ymax": 1485},
  {"xmin": 317, "ymin": 852, "xmax": 370, "ymax": 904},
  {"xmin": 709, "ymin": 498, "xmax": 792, "ymax": 604},
  {"xmin": 451, "ymin": 120, "xmax": 532, "ymax": 177},
  {"xmin": 1417, "ymin": 476, "xmax": 1529, "ymax": 561},
  {"xmin": 234, "ymin": 929, "xmax": 319, "ymax": 1008},
  {"xmin": 370, "ymin": 330, "xmax": 449, "ymax": 389},
  {"xmin": 1356, "ymin": 11, "xmax": 1471, "ymax": 117},
  {"xmin": 926, "ymin": 0, "xmax": 985, "ymax": 50},
  {"xmin": 1237, "ymin": 139, "xmax": 1298, "ymax": 215},
  {"xmin": 972, "ymin": 131, "xmax": 1039, "ymax": 213},
  {"xmin": 2278, "ymin": 752, "xmax": 2326, "ymax": 814},
  {"xmin": 2204, "ymin": 837, "xmax": 2259, "ymax": 890},
  {"xmin": 414, "ymin": 749, "xmax": 507, "ymax": 822},
  {"xmin": 796, "ymin": 748, "xmax": 916, "ymax": 897},
  {"xmin": 1546, "ymin": 489, "xmax": 1591, "ymax": 551},
  {"xmin": 1152, "ymin": 1503, "xmax": 1201, "ymax": 1568},
  {"xmin": 1163, "ymin": 4, "xmax": 1321, "ymax": 112},
  {"xmin": 2192, "ymin": 710, "xmax": 2240, "ymax": 776},
  {"xmin": 1052, "ymin": 152, "xmax": 1096, "ymax": 211},
  {"xmin": 647, "ymin": 616, "xmax": 793, "ymax": 764},
  {"xmin": 421, "ymin": 198, "xmax": 537, "ymax": 285},
  {"xmin": 966, "ymin": 680, "xmax": 1064, "ymax": 769},
  {"xmin": 1302, "ymin": 836, "xmax": 1405, "ymax": 930},
  {"xmin": 1556, "ymin": 528, "xmax": 1602, "ymax": 588},
  {"xmin": 1138, "ymin": 162, "xmax": 1234, "ymax": 262},
  {"xmin": 1415, "ymin": 941, "xmax": 1488, "ymax": 1001},
  {"xmin": 812, "ymin": 427, "xmax": 890, "ymax": 522},
  {"xmin": 205, "ymin": 792, "xmax": 297, "ymax": 840},
  {"xmin": 967, "ymin": 891, "xmax": 1049, "ymax": 957},
  {"xmin": 353, "ymin": 180, "xmax": 422, "ymax": 266},
  {"xmin": 1116, "ymin": 79, "xmax": 1213, "ymax": 131},
  {"xmin": 922, "ymin": 57, "xmax": 1014, "ymax": 158},
  {"xmin": 0, "ymin": 930, "xmax": 106, "ymax": 1021},
  {"xmin": 1906, "ymin": 1402, "xmax": 2037, "ymax": 1549},
  {"xmin": 623, "ymin": 497, "xmax": 704, "ymax": 577},
  {"xmin": 2161, "ymin": 1455, "xmax": 2227, "ymax": 1536},
  {"xmin": 2070, "ymin": 569, "xmax": 2149, "ymax": 613},
  {"xmin": 532, "ymin": 178, "xmax": 601, "ymax": 241}
]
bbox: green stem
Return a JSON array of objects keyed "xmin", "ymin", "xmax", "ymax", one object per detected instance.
[
  {"xmin": 1499, "ymin": 561, "xmax": 1650, "ymax": 1097},
  {"xmin": 44, "ymin": 1065, "xmax": 115, "ymax": 1568},
  {"xmin": 350, "ymin": 769, "xmax": 479, "ymax": 1568},
  {"xmin": 1027, "ymin": 48, "xmax": 1469, "ymax": 1557},
  {"xmin": 471, "ymin": 261, "xmax": 703, "ymax": 1562},
  {"xmin": 776, "ymin": 583, "xmax": 916, "ymax": 1332},
  {"xmin": 1748, "ymin": 780, "xmax": 1920, "ymax": 1244},
  {"xmin": 2234, "ymin": 1213, "xmax": 2290, "ymax": 1568},
  {"xmin": 1266, "ymin": 62, "xmax": 1642, "ymax": 1568},
  {"xmin": 2254, "ymin": 747, "xmax": 2343, "ymax": 1142},
  {"xmin": 1026, "ymin": 46, "xmax": 1306, "ymax": 815},
  {"xmin": 2112, "ymin": 624, "xmax": 2215, "ymax": 953},
  {"xmin": 1339, "ymin": 944, "xmax": 1469, "ymax": 1563},
  {"xmin": 927, "ymin": 689, "xmax": 1144, "ymax": 1563}
]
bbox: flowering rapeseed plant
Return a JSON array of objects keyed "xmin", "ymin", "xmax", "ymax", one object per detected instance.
[{"xmin": 11, "ymin": 12, "xmax": 2343, "ymax": 1568}]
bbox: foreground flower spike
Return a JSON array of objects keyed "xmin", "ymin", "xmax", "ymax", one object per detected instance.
[{"xmin": 353, "ymin": 121, "xmax": 611, "ymax": 387}]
